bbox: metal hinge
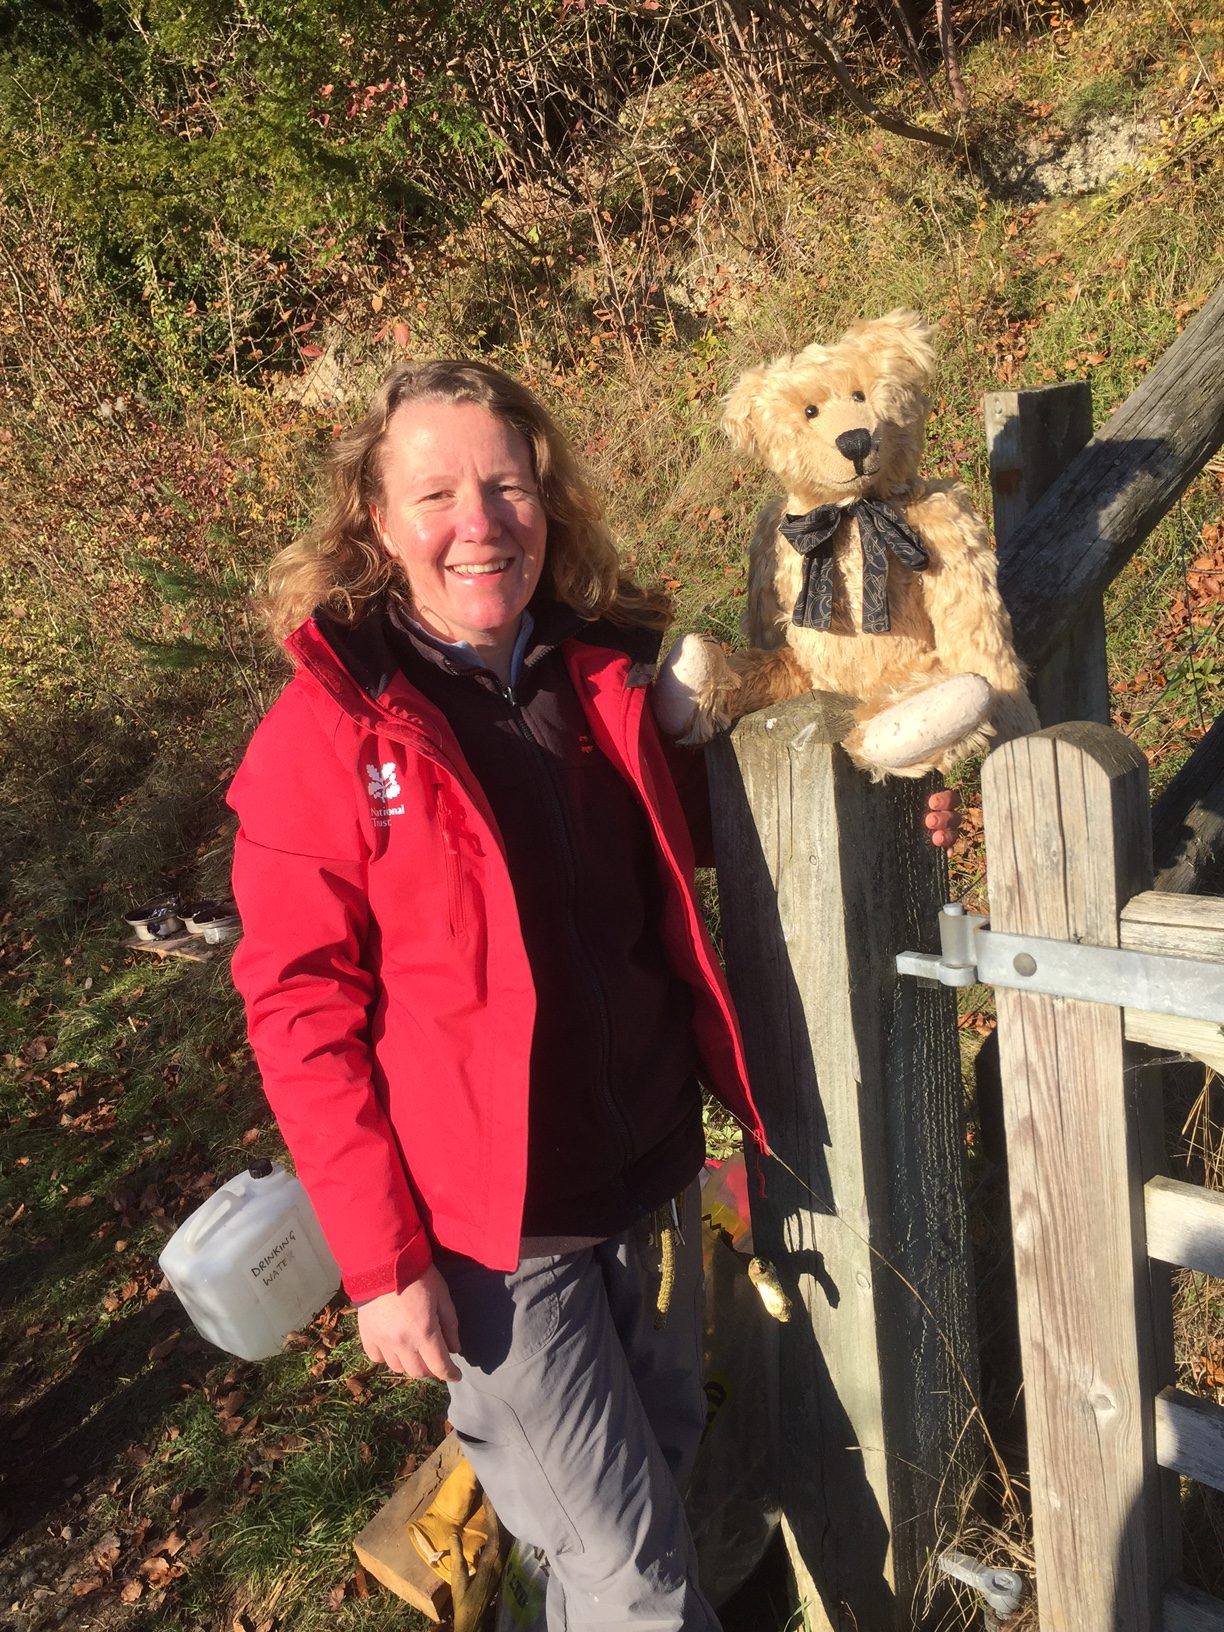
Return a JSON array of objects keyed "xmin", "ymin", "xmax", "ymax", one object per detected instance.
[{"xmin": 897, "ymin": 904, "xmax": 1224, "ymax": 1024}]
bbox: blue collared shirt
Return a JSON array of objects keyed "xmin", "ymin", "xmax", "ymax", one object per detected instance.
[{"xmin": 404, "ymin": 612, "xmax": 535, "ymax": 690}]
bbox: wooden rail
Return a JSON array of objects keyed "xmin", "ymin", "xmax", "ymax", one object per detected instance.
[
  {"xmin": 996, "ymin": 278, "xmax": 1224, "ymax": 674},
  {"xmin": 1156, "ymin": 1391, "xmax": 1224, "ymax": 1495},
  {"xmin": 1166, "ymin": 1580, "xmax": 1224, "ymax": 1631},
  {"xmin": 1121, "ymin": 891, "xmax": 1224, "ymax": 1071},
  {"xmin": 1145, "ymin": 1176, "xmax": 1224, "ymax": 1276}
]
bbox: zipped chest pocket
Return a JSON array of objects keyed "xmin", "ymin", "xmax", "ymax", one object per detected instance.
[{"xmin": 433, "ymin": 783, "xmax": 468, "ymax": 937}]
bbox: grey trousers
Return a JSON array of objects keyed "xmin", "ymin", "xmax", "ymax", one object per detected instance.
[{"xmin": 437, "ymin": 1183, "xmax": 721, "ymax": 1631}]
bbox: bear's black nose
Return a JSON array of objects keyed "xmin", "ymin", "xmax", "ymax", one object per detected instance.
[{"xmin": 835, "ymin": 428, "xmax": 874, "ymax": 471}]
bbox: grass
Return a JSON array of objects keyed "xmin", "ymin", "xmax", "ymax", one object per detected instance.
[
  {"xmin": 135, "ymin": 1337, "xmax": 445, "ymax": 1629},
  {"xmin": 1, "ymin": 0, "xmax": 1223, "ymax": 1625},
  {"xmin": 0, "ymin": 924, "xmax": 444, "ymax": 1627}
]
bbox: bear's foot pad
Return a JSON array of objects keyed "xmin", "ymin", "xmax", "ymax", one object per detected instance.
[{"xmin": 856, "ymin": 673, "xmax": 991, "ymax": 771}]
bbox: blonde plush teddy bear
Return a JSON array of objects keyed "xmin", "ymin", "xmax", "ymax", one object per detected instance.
[{"xmin": 655, "ymin": 310, "xmax": 1039, "ymax": 777}]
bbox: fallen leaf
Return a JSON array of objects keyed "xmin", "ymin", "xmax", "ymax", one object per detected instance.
[
  {"xmin": 120, "ymin": 1579, "xmax": 144, "ymax": 1603},
  {"xmin": 148, "ymin": 1331, "xmax": 181, "ymax": 1362},
  {"xmin": 265, "ymin": 1432, "xmax": 307, "ymax": 1458},
  {"xmin": 94, "ymin": 1532, "xmax": 121, "ymax": 1572},
  {"xmin": 140, "ymin": 1554, "xmax": 178, "ymax": 1586}
]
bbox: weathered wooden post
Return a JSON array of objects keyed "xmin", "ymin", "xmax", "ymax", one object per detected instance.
[
  {"xmin": 985, "ymin": 380, "xmax": 1105, "ymax": 727},
  {"xmin": 980, "ymin": 381, "xmax": 1103, "ymax": 1355},
  {"xmin": 981, "ymin": 725, "xmax": 1178, "ymax": 1631},
  {"xmin": 708, "ymin": 694, "xmax": 977, "ymax": 1632}
]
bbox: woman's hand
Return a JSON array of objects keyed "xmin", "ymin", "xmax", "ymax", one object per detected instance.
[
  {"xmin": 925, "ymin": 789, "xmax": 962, "ymax": 849},
  {"xmin": 357, "ymin": 1263, "xmax": 462, "ymax": 1381}
]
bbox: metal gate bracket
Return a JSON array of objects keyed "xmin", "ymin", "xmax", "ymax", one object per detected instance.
[
  {"xmin": 897, "ymin": 904, "xmax": 1224, "ymax": 1025},
  {"xmin": 938, "ymin": 1550, "xmax": 1026, "ymax": 1623}
]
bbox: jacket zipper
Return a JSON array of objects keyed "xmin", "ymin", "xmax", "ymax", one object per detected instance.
[
  {"xmin": 433, "ymin": 783, "xmax": 467, "ymax": 938},
  {"xmin": 500, "ymin": 683, "xmax": 635, "ymax": 1170}
]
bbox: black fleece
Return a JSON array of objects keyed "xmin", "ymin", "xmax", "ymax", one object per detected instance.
[{"xmin": 369, "ymin": 599, "xmax": 704, "ymax": 1236}]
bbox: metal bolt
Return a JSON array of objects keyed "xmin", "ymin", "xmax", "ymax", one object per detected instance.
[{"xmin": 938, "ymin": 1551, "xmax": 1026, "ymax": 1620}]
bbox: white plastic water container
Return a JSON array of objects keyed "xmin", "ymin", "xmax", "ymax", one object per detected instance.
[{"xmin": 159, "ymin": 1160, "xmax": 342, "ymax": 1361}]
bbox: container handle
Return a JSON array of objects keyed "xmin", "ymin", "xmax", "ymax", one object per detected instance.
[{"xmin": 178, "ymin": 1190, "xmax": 238, "ymax": 1248}]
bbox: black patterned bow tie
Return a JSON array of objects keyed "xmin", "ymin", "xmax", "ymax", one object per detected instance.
[{"xmin": 778, "ymin": 499, "xmax": 929, "ymax": 633}]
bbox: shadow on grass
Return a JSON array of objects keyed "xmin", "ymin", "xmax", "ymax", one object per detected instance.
[{"xmin": 2, "ymin": 1296, "xmax": 214, "ymax": 1539}]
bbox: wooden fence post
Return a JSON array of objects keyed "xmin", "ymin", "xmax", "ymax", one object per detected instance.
[
  {"xmin": 985, "ymin": 381, "xmax": 1107, "ymax": 727},
  {"xmin": 1152, "ymin": 711, "xmax": 1224, "ymax": 893},
  {"xmin": 708, "ymin": 693, "xmax": 976, "ymax": 1632},
  {"xmin": 981, "ymin": 724, "xmax": 1178, "ymax": 1631}
]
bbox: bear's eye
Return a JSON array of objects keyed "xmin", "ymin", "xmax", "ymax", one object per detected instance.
[
  {"xmin": 804, "ymin": 404, "xmax": 819, "ymax": 419},
  {"xmin": 852, "ymin": 391, "xmax": 866, "ymax": 402}
]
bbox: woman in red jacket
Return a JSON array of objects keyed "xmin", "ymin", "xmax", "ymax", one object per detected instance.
[
  {"xmin": 230, "ymin": 359, "xmax": 958, "ymax": 1630},
  {"xmin": 230, "ymin": 358, "xmax": 774, "ymax": 1631}
]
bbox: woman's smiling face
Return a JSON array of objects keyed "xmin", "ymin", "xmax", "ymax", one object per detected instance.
[{"xmin": 373, "ymin": 399, "xmax": 547, "ymax": 665}]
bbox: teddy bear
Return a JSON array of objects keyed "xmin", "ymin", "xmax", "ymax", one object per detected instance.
[{"xmin": 654, "ymin": 310, "xmax": 1039, "ymax": 777}]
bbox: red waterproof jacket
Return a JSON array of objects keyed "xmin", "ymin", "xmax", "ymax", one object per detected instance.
[{"xmin": 227, "ymin": 612, "xmax": 764, "ymax": 1302}]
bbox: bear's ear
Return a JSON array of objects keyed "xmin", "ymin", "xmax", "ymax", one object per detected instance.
[
  {"xmin": 722, "ymin": 363, "xmax": 771, "ymax": 456},
  {"xmin": 849, "ymin": 309, "xmax": 936, "ymax": 393}
]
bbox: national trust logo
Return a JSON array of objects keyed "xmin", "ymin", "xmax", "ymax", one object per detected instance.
[
  {"xmin": 367, "ymin": 760, "xmax": 405, "ymax": 829},
  {"xmin": 366, "ymin": 761, "xmax": 401, "ymax": 800}
]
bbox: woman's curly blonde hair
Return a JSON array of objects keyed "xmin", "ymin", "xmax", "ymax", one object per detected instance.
[{"xmin": 265, "ymin": 358, "xmax": 668, "ymax": 638}]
